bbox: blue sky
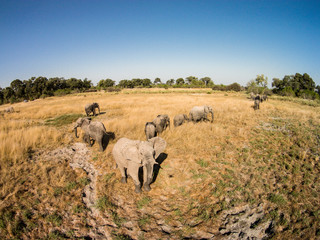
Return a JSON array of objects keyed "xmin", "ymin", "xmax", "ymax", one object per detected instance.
[{"xmin": 0, "ymin": 0, "xmax": 319, "ymax": 87}]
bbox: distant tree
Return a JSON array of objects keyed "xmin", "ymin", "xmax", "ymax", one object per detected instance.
[
  {"xmin": 98, "ymin": 79, "xmax": 115, "ymax": 89},
  {"xmin": 226, "ymin": 82, "xmax": 242, "ymax": 92},
  {"xmin": 83, "ymin": 78, "xmax": 92, "ymax": 89},
  {"xmin": 10, "ymin": 79, "xmax": 25, "ymax": 99},
  {"xmin": 176, "ymin": 78, "xmax": 185, "ymax": 85},
  {"xmin": 142, "ymin": 78, "xmax": 152, "ymax": 87},
  {"xmin": 154, "ymin": 78, "xmax": 161, "ymax": 85},
  {"xmin": 132, "ymin": 78, "xmax": 143, "ymax": 87},
  {"xmin": 118, "ymin": 80, "xmax": 134, "ymax": 88},
  {"xmin": 255, "ymin": 74, "xmax": 268, "ymax": 87},
  {"xmin": 185, "ymin": 76, "xmax": 198, "ymax": 85},
  {"xmin": 200, "ymin": 77, "xmax": 213, "ymax": 86},
  {"xmin": 166, "ymin": 79, "xmax": 175, "ymax": 86},
  {"xmin": 66, "ymin": 78, "xmax": 83, "ymax": 90},
  {"xmin": 2, "ymin": 87, "xmax": 15, "ymax": 103},
  {"xmin": 271, "ymin": 73, "xmax": 316, "ymax": 98},
  {"xmin": 0, "ymin": 87, "xmax": 3, "ymax": 104}
]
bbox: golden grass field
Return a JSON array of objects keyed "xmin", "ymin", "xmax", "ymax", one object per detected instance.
[{"xmin": 0, "ymin": 88, "xmax": 319, "ymax": 239}]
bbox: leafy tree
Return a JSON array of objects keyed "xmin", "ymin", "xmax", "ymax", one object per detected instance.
[
  {"xmin": 166, "ymin": 79, "xmax": 175, "ymax": 86},
  {"xmin": 0, "ymin": 87, "xmax": 3, "ymax": 104},
  {"xmin": 226, "ymin": 82, "xmax": 242, "ymax": 92},
  {"xmin": 200, "ymin": 77, "xmax": 213, "ymax": 86},
  {"xmin": 185, "ymin": 76, "xmax": 198, "ymax": 85},
  {"xmin": 142, "ymin": 78, "xmax": 151, "ymax": 87},
  {"xmin": 154, "ymin": 78, "xmax": 161, "ymax": 85},
  {"xmin": 66, "ymin": 78, "xmax": 83, "ymax": 90},
  {"xmin": 10, "ymin": 79, "xmax": 25, "ymax": 99},
  {"xmin": 2, "ymin": 87, "xmax": 15, "ymax": 103},
  {"xmin": 98, "ymin": 79, "xmax": 115, "ymax": 89},
  {"xmin": 176, "ymin": 78, "xmax": 185, "ymax": 85},
  {"xmin": 255, "ymin": 74, "xmax": 268, "ymax": 87},
  {"xmin": 132, "ymin": 78, "xmax": 143, "ymax": 87},
  {"xmin": 83, "ymin": 78, "xmax": 92, "ymax": 89}
]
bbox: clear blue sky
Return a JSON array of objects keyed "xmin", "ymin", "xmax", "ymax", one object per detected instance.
[{"xmin": 1, "ymin": 0, "xmax": 319, "ymax": 87}]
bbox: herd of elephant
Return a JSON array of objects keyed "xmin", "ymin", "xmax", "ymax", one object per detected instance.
[
  {"xmin": 73, "ymin": 102, "xmax": 214, "ymax": 193},
  {"xmin": 250, "ymin": 93, "xmax": 268, "ymax": 110}
]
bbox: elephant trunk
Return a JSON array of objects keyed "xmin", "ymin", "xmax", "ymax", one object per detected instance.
[
  {"xmin": 210, "ymin": 111, "xmax": 214, "ymax": 123},
  {"xmin": 74, "ymin": 127, "xmax": 79, "ymax": 138}
]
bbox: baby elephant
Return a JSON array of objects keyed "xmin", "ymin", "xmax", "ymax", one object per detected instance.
[
  {"xmin": 74, "ymin": 117, "xmax": 107, "ymax": 151},
  {"xmin": 145, "ymin": 122, "xmax": 157, "ymax": 140},
  {"xmin": 85, "ymin": 102, "xmax": 100, "ymax": 116},
  {"xmin": 174, "ymin": 114, "xmax": 189, "ymax": 127},
  {"xmin": 112, "ymin": 137, "xmax": 166, "ymax": 193},
  {"xmin": 254, "ymin": 99, "xmax": 260, "ymax": 110}
]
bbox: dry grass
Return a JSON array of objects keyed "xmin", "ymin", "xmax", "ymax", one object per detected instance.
[{"xmin": 1, "ymin": 89, "xmax": 320, "ymax": 239}]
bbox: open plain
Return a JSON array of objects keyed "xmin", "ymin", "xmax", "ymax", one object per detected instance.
[{"xmin": 0, "ymin": 89, "xmax": 319, "ymax": 239}]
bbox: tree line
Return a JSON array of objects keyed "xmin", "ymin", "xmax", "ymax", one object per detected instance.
[{"xmin": 0, "ymin": 73, "xmax": 319, "ymax": 105}]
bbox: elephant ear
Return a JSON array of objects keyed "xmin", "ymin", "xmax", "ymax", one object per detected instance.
[
  {"xmin": 127, "ymin": 143, "xmax": 142, "ymax": 165},
  {"xmin": 148, "ymin": 137, "xmax": 166, "ymax": 159}
]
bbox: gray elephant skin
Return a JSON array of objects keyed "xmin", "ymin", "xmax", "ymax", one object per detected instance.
[
  {"xmin": 174, "ymin": 114, "xmax": 189, "ymax": 127},
  {"xmin": 85, "ymin": 102, "xmax": 100, "ymax": 116},
  {"xmin": 189, "ymin": 105, "xmax": 214, "ymax": 123},
  {"xmin": 254, "ymin": 99, "xmax": 260, "ymax": 110},
  {"xmin": 74, "ymin": 117, "xmax": 107, "ymax": 151},
  {"xmin": 145, "ymin": 122, "xmax": 157, "ymax": 140},
  {"xmin": 112, "ymin": 137, "xmax": 166, "ymax": 193},
  {"xmin": 152, "ymin": 114, "xmax": 170, "ymax": 134}
]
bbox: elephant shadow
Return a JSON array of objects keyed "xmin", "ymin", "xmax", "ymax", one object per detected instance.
[
  {"xmin": 138, "ymin": 153, "xmax": 168, "ymax": 185},
  {"xmin": 152, "ymin": 153, "xmax": 168, "ymax": 183},
  {"xmin": 102, "ymin": 132, "xmax": 116, "ymax": 151}
]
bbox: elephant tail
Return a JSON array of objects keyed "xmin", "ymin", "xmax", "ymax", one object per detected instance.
[{"xmin": 74, "ymin": 127, "xmax": 79, "ymax": 138}]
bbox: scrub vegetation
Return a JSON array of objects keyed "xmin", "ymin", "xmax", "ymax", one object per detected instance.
[{"xmin": 0, "ymin": 89, "xmax": 319, "ymax": 239}]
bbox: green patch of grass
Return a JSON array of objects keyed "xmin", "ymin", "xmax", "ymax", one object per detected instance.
[
  {"xmin": 95, "ymin": 196, "xmax": 115, "ymax": 211},
  {"xmin": 111, "ymin": 211, "xmax": 125, "ymax": 228},
  {"xmin": 46, "ymin": 212, "xmax": 63, "ymax": 226},
  {"xmin": 137, "ymin": 196, "xmax": 152, "ymax": 209},
  {"xmin": 138, "ymin": 216, "xmax": 150, "ymax": 227},
  {"xmin": 104, "ymin": 173, "xmax": 115, "ymax": 182},
  {"xmin": 268, "ymin": 193, "xmax": 287, "ymax": 206},
  {"xmin": 45, "ymin": 113, "xmax": 84, "ymax": 127},
  {"xmin": 79, "ymin": 177, "xmax": 90, "ymax": 186},
  {"xmin": 65, "ymin": 181, "xmax": 77, "ymax": 192},
  {"xmin": 196, "ymin": 159, "xmax": 209, "ymax": 168}
]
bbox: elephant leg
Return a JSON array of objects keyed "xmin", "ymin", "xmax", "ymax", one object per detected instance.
[
  {"xmin": 143, "ymin": 164, "xmax": 153, "ymax": 192},
  {"xmin": 97, "ymin": 137, "xmax": 104, "ymax": 151},
  {"xmin": 127, "ymin": 164, "xmax": 141, "ymax": 193},
  {"xmin": 118, "ymin": 165, "xmax": 127, "ymax": 183}
]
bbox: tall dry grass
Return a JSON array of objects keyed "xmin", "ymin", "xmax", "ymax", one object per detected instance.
[{"xmin": 1, "ymin": 89, "xmax": 319, "ymax": 238}]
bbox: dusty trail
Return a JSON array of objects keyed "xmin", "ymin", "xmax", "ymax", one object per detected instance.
[{"xmin": 68, "ymin": 143, "xmax": 114, "ymax": 239}]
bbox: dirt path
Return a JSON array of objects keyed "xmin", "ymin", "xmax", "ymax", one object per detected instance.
[{"xmin": 67, "ymin": 143, "xmax": 114, "ymax": 239}]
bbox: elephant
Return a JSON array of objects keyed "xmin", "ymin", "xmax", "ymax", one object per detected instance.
[
  {"xmin": 152, "ymin": 114, "xmax": 170, "ymax": 134},
  {"xmin": 189, "ymin": 105, "xmax": 214, "ymax": 123},
  {"xmin": 174, "ymin": 114, "xmax": 189, "ymax": 127},
  {"xmin": 74, "ymin": 117, "xmax": 107, "ymax": 151},
  {"xmin": 112, "ymin": 137, "xmax": 166, "ymax": 193},
  {"xmin": 145, "ymin": 122, "xmax": 157, "ymax": 140},
  {"xmin": 262, "ymin": 95, "xmax": 268, "ymax": 101},
  {"xmin": 85, "ymin": 102, "xmax": 100, "ymax": 116},
  {"xmin": 4, "ymin": 106, "xmax": 14, "ymax": 113},
  {"xmin": 254, "ymin": 99, "xmax": 260, "ymax": 110}
]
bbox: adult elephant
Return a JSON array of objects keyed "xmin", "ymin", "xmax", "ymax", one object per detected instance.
[
  {"xmin": 112, "ymin": 137, "xmax": 166, "ymax": 193},
  {"xmin": 145, "ymin": 122, "xmax": 157, "ymax": 140},
  {"xmin": 74, "ymin": 117, "xmax": 107, "ymax": 151},
  {"xmin": 174, "ymin": 114, "xmax": 189, "ymax": 127},
  {"xmin": 152, "ymin": 114, "xmax": 170, "ymax": 134},
  {"xmin": 85, "ymin": 102, "xmax": 100, "ymax": 116},
  {"xmin": 189, "ymin": 105, "xmax": 214, "ymax": 123}
]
